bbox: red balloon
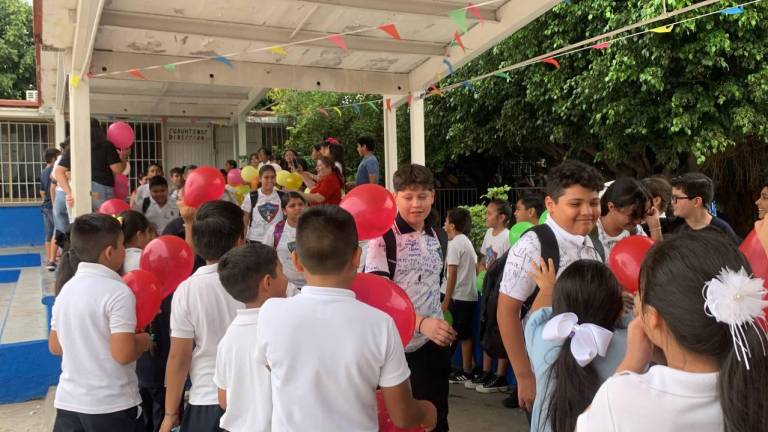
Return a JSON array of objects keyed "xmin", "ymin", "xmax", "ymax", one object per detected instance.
[
  {"xmin": 114, "ymin": 174, "xmax": 129, "ymax": 200},
  {"xmin": 98, "ymin": 198, "xmax": 130, "ymax": 216},
  {"xmin": 340, "ymin": 184, "xmax": 397, "ymax": 241},
  {"xmin": 139, "ymin": 235, "xmax": 195, "ymax": 298},
  {"xmin": 350, "ymin": 273, "xmax": 415, "ymax": 347},
  {"xmin": 183, "ymin": 166, "xmax": 226, "ymax": 208},
  {"xmin": 123, "ymin": 270, "xmax": 163, "ymax": 331},
  {"xmin": 608, "ymin": 236, "xmax": 655, "ymax": 294},
  {"xmin": 376, "ymin": 390, "xmax": 426, "ymax": 432}
]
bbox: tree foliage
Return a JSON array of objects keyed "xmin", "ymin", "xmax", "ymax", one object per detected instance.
[{"xmin": 0, "ymin": 0, "xmax": 34, "ymax": 99}]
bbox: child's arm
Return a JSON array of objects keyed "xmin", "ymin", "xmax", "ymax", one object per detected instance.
[
  {"xmin": 110, "ymin": 332, "xmax": 150, "ymax": 365},
  {"xmin": 381, "ymin": 380, "xmax": 437, "ymax": 431},
  {"xmin": 48, "ymin": 330, "xmax": 62, "ymax": 356},
  {"xmin": 441, "ymin": 265, "xmax": 458, "ymax": 312},
  {"xmin": 217, "ymin": 388, "xmax": 227, "ymax": 410},
  {"xmin": 160, "ymin": 337, "xmax": 193, "ymax": 432},
  {"xmin": 498, "ymin": 295, "xmax": 535, "ymax": 412}
]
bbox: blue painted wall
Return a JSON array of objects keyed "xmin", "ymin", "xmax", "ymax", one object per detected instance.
[{"xmin": 0, "ymin": 206, "xmax": 45, "ymax": 248}]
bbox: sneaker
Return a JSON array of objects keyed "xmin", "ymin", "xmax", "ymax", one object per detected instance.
[
  {"xmin": 464, "ymin": 371, "xmax": 493, "ymax": 389},
  {"xmin": 449, "ymin": 370, "xmax": 472, "ymax": 384},
  {"xmin": 502, "ymin": 392, "xmax": 519, "ymax": 409},
  {"xmin": 476, "ymin": 375, "xmax": 509, "ymax": 393},
  {"xmin": 46, "ymin": 261, "xmax": 56, "ymax": 271}
]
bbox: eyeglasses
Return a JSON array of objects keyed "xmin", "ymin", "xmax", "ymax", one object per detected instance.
[{"xmin": 671, "ymin": 196, "xmax": 692, "ymax": 204}]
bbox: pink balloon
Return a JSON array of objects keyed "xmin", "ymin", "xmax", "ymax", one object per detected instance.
[
  {"xmin": 227, "ymin": 168, "xmax": 244, "ymax": 186},
  {"xmin": 340, "ymin": 184, "xmax": 397, "ymax": 241},
  {"xmin": 123, "ymin": 270, "xmax": 163, "ymax": 330},
  {"xmin": 98, "ymin": 198, "xmax": 130, "ymax": 216},
  {"xmin": 350, "ymin": 273, "xmax": 416, "ymax": 347},
  {"xmin": 139, "ymin": 235, "xmax": 195, "ymax": 298},
  {"xmin": 114, "ymin": 174, "xmax": 129, "ymax": 200},
  {"xmin": 107, "ymin": 122, "xmax": 135, "ymax": 150},
  {"xmin": 183, "ymin": 166, "xmax": 226, "ymax": 208}
]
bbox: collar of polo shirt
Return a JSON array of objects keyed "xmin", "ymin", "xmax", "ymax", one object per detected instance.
[
  {"xmin": 395, "ymin": 213, "xmax": 439, "ymax": 236},
  {"xmin": 545, "ymin": 216, "xmax": 590, "ymax": 248}
]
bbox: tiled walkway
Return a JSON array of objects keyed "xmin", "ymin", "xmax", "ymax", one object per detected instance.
[{"xmin": 0, "ymin": 248, "xmax": 52, "ymax": 346}]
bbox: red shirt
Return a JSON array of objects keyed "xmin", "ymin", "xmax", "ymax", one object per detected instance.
[{"xmin": 311, "ymin": 173, "xmax": 342, "ymax": 205}]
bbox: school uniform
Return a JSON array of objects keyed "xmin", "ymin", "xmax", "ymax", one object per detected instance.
[
  {"xmin": 143, "ymin": 198, "xmax": 178, "ymax": 235},
  {"xmin": 576, "ymin": 366, "xmax": 722, "ymax": 432},
  {"xmin": 365, "ymin": 214, "xmax": 451, "ymax": 432},
  {"xmin": 595, "ymin": 218, "xmax": 647, "ymax": 259},
  {"xmin": 263, "ymin": 222, "xmax": 305, "ymax": 296},
  {"xmin": 124, "ymin": 248, "xmax": 142, "ymax": 273},
  {"xmin": 170, "ymin": 264, "xmax": 244, "ymax": 432},
  {"xmin": 132, "ymin": 184, "xmax": 150, "ymax": 212},
  {"xmin": 241, "ymin": 189, "xmax": 284, "ymax": 243},
  {"xmin": 480, "ymin": 228, "xmax": 511, "ymax": 266},
  {"xmin": 51, "ymin": 262, "xmax": 143, "ymax": 432},
  {"xmin": 213, "ymin": 308, "xmax": 272, "ymax": 432},
  {"xmin": 440, "ymin": 233, "xmax": 478, "ymax": 341},
  {"xmin": 255, "ymin": 287, "xmax": 411, "ymax": 432}
]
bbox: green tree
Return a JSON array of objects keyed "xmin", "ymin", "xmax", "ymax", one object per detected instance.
[{"xmin": 0, "ymin": 0, "xmax": 34, "ymax": 100}]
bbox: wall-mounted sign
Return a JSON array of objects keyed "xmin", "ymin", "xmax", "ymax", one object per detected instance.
[{"xmin": 166, "ymin": 126, "xmax": 211, "ymax": 143}]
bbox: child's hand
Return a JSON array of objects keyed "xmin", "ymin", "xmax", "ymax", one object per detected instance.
[
  {"xmin": 618, "ymin": 316, "xmax": 655, "ymax": 374},
  {"xmin": 645, "ymin": 206, "xmax": 661, "ymax": 231},
  {"xmin": 420, "ymin": 317, "xmax": 457, "ymax": 347},
  {"xmin": 528, "ymin": 258, "xmax": 556, "ymax": 294}
]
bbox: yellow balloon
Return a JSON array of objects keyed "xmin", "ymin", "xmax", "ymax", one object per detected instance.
[
  {"xmin": 235, "ymin": 184, "xmax": 250, "ymax": 195},
  {"xmin": 284, "ymin": 173, "xmax": 303, "ymax": 190},
  {"xmin": 241, "ymin": 165, "xmax": 258, "ymax": 183},
  {"xmin": 276, "ymin": 170, "xmax": 290, "ymax": 187}
]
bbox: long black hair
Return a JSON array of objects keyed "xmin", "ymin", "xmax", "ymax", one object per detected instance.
[
  {"xmin": 55, "ymin": 213, "xmax": 122, "ymax": 295},
  {"xmin": 544, "ymin": 260, "xmax": 624, "ymax": 432},
  {"xmin": 119, "ymin": 210, "xmax": 151, "ymax": 246},
  {"xmin": 488, "ymin": 199, "xmax": 513, "ymax": 228},
  {"xmin": 639, "ymin": 229, "xmax": 768, "ymax": 432},
  {"xmin": 600, "ymin": 177, "xmax": 650, "ymax": 219}
]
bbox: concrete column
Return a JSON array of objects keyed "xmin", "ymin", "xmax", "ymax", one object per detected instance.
[
  {"xmin": 237, "ymin": 115, "xmax": 247, "ymax": 163},
  {"xmin": 68, "ymin": 73, "xmax": 92, "ymax": 217},
  {"xmin": 54, "ymin": 109, "xmax": 66, "ymax": 148},
  {"xmin": 383, "ymin": 96, "xmax": 398, "ymax": 191},
  {"xmin": 409, "ymin": 93, "xmax": 425, "ymax": 165}
]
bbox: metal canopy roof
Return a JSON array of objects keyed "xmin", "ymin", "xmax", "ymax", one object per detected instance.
[{"xmin": 40, "ymin": 0, "xmax": 559, "ymax": 121}]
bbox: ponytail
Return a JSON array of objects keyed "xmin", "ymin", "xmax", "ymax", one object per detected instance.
[
  {"xmin": 544, "ymin": 341, "xmax": 601, "ymax": 432},
  {"xmin": 719, "ymin": 323, "xmax": 768, "ymax": 432},
  {"xmin": 55, "ymin": 249, "xmax": 80, "ymax": 295}
]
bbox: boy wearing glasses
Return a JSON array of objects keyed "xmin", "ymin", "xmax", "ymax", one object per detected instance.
[{"xmin": 670, "ymin": 173, "xmax": 740, "ymax": 243}]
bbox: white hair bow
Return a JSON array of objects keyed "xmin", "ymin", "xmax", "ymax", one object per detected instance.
[
  {"xmin": 542, "ymin": 312, "xmax": 614, "ymax": 367},
  {"xmin": 703, "ymin": 267, "xmax": 768, "ymax": 370}
]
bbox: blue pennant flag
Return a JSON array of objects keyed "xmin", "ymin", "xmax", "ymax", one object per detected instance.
[
  {"xmin": 443, "ymin": 58, "xmax": 455, "ymax": 75},
  {"xmin": 213, "ymin": 55, "xmax": 234, "ymax": 68}
]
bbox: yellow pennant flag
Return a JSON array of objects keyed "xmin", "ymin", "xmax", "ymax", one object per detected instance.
[
  {"xmin": 268, "ymin": 46, "xmax": 288, "ymax": 56},
  {"xmin": 69, "ymin": 75, "xmax": 81, "ymax": 88},
  {"xmin": 650, "ymin": 25, "xmax": 674, "ymax": 33}
]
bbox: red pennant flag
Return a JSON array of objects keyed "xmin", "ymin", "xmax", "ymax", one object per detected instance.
[
  {"xmin": 542, "ymin": 58, "xmax": 561, "ymax": 69},
  {"xmin": 467, "ymin": 3, "xmax": 484, "ymax": 26},
  {"xmin": 160, "ymin": 116, "xmax": 168, "ymax": 124},
  {"xmin": 453, "ymin": 31, "xmax": 466, "ymax": 53},
  {"xmin": 406, "ymin": 95, "xmax": 413, "ymax": 107},
  {"xmin": 592, "ymin": 42, "xmax": 611, "ymax": 50},
  {"xmin": 85, "ymin": 71, "xmax": 94, "ymax": 79},
  {"xmin": 318, "ymin": 108, "xmax": 330, "ymax": 118},
  {"xmin": 327, "ymin": 35, "xmax": 348, "ymax": 51},
  {"xmin": 128, "ymin": 69, "xmax": 147, "ymax": 80},
  {"xmin": 385, "ymin": 98, "xmax": 392, "ymax": 112},
  {"xmin": 378, "ymin": 24, "xmax": 401, "ymax": 40},
  {"xmin": 429, "ymin": 84, "xmax": 444, "ymax": 96}
]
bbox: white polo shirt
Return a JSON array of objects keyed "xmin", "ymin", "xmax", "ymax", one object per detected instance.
[
  {"xmin": 576, "ymin": 366, "xmax": 722, "ymax": 432},
  {"xmin": 263, "ymin": 222, "xmax": 305, "ymax": 291},
  {"xmin": 441, "ymin": 234, "xmax": 478, "ymax": 302},
  {"xmin": 241, "ymin": 189, "xmax": 284, "ymax": 242},
  {"xmin": 170, "ymin": 263, "xmax": 244, "ymax": 406},
  {"xmin": 131, "ymin": 184, "xmax": 150, "ymax": 212},
  {"xmin": 365, "ymin": 215, "xmax": 446, "ymax": 352},
  {"xmin": 480, "ymin": 228, "xmax": 511, "ymax": 266},
  {"xmin": 123, "ymin": 247, "xmax": 142, "ymax": 273},
  {"xmin": 213, "ymin": 308, "xmax": 271, "ymax": 432},
  {"xmin": 255, "ymin": 287, "xmax": 411, "ymax": 432},
  {"xmin": 51, "ymin": 262, "xmax": 141, "ymax": 414},
  {"xmin": 499, "ymin": 217, "xmax": 602, "ymax": 301},
  {"xmin": 144, "ymin": 198, "xmax": 178, "ymax": 234},
  {"xmin": 596, "ymin": 218, "xmax": 647, "ymax": 259}
]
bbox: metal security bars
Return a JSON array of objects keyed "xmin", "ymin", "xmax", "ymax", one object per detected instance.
[
  {"xmin": 434, "ymin": 188, "xmax": 479, "ymax": 222},
  {"xmin": 0, "ymin": 121, "xmax": 55, "ymax": 204}
]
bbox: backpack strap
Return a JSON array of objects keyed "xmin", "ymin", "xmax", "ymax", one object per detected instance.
[
  {"xmin": 141, "ymin": 197, "xmax": 151, "ymax": 214},
  {"xmin": 433, "ymin": 226, "xmax": 449, "ymax": 286},
  {"xmin": 382, "ymin": 229, "xmax": 397, "ymax": 280},
  {"xmin": 249, "ymin": 190, "xmax": 260, "ymax": 215},
  {"xmin": 587, "ymin": 227, "xmax": 606, "ymax": 262},
  {"xmin": 531, "ymin": 224, "xmax": 561, "ymax": 273},
  {"xmin": 273, "ymin": 220, "xmax": 287, "ymax": 247}
]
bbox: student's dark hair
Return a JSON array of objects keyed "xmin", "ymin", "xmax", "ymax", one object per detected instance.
[
  {"xmin": 148, "ymin": 175, "xmax": 168, "ymax": 189},
  {"xmin": 218, "ymin": 243, "xmax": 278, "ymax": 303},
  {"xmin": 192, "ymin": 201, "xmax": 245, "ymax": 261},
  {"xmin": 670, "ymin": 172, "xmax": 714, "ymax": 206},
  {"xmin": 170, "ymin": 167, "xmax": 183, "ymax": 176},
  {"xmin": 357, "ymin": 136, "xmax": 375, "ymax": 152},
  {"xmin": 546, "ymin": 160, "xmax": 604, "ymax": 202},
  {"xmin": 119, "ymin": 210, "xmax": 151, "ymax": 246},
  {"xmin": 59, "ymin": 138, "xmax": 70, "ymax": 151},
  {"xmin": 488, "ymin": 199, "xmax": 513, "ymax": 227},
  {"xmin": 55, "ymin": 214, "xmax": 122, "ymax": 294},
  {"xmin": 44, "ymin": 148, "xmax": 61, "ymax": 164},
  {"xmin": 393, "ymin": 164, "xmax": 434, "ymax": 192},
  {"xmin": 259, "ymin": 164, "xmax": 276, "ymax": 177},
  {"xmin": 220, "ymin": 169, "xmax": 227, "ymax": 178},
  {"xmin": 447, "ymin": 208, "xmax": 472, "ymax": 234},
  {"xmin": 641, "ymin": 176, "xmax": 672, "ymax": 216},
  {"xmin": 544, "ymin": 260, "xmax": 623, "ymax": 432},
  {"xmin": 281, "ymin": 191, "xmax": 306, "ymax": 209},
  {"xmin": 258, "ymin": 147, "xmax": 273, "ymax": 158},
  {"xmin": 318, "ymin": 156, "xmax": 344, "ymax": 185},
  {"xmin": 296, "ymin": 206, "xmax": 358, "ymax": 274},
  {"xmin": 312, "ymin": 143, "xmax": 322, "ymax": 152},
  {"xmin": 249, "ymin": 152, "xmax": 259, "ymax": 160},
  {"xmin": 638, "ymin": 229, "xmax": 768, "ymax": 432},
  {"xmin": 147, "ymin": 162, "xmax": 163, "ymax": 173},
  {"xmin": 600, "ymin": 177, "xmax": 650, "ymax": 219},
  {"xmin": 226, "ymin": 159, "xmax": 237, "ymax": 168},
  {"xmin": 519, "ymin": 195, "xmax": 545, "ymax": 219},
  {"xmin": 327, "ymin": 144, "xmax": 345, "ymax": 173}
]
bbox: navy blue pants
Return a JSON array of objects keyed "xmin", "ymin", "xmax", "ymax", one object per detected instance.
[{"xmin": 53, "ymin": 406, "xmax": 144, "ymax": 432}]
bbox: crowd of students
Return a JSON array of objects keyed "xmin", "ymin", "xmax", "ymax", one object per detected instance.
[{"xmin": 40, "ymin": 129, "xmax": 768, "ymax": 432}]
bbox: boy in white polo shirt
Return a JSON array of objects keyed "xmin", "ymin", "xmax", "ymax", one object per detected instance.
[
  {"xmin": 256, "ymin": 206, "xmax": 437, "ymax": 432},
  {"xmin": 241, "ymin": 165, "xmax": 284, "ymax": 244},
  {"xmin": 49, "ymin": 213, "xmax": 150, "ymax": 432},
  {"xmin": 160, "ymin": 201, "xmax": 246, "ymax": 432},
  {"xmin": 214, "ymin": 243, "xmax": 288, "ymax": 432},
  {"xmin": 496, "ymin": 160, "xmax": 605, "ymax": 413},
  {"xmin": 141, "ymin": 176, "xmax": 178, "ymax": 234}
]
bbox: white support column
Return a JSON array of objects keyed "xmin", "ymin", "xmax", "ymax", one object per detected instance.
[
  {"xmin": 237, "ymin": 114, "xmax": 248, "ymax": 162},
  {"xmin": 54, "ymin": 109, "xmax": 66, "ymax": 148},
  {"xmin": 409, "ymin": 93, "xmax": 425, "ymax": 165},
  {"xmin": 68, "ymin": 74, "xmax": 92, "ymax": 217},
  {"xmin": 383, "ymin": 96, "xmax": 398, "ymax": 191}
]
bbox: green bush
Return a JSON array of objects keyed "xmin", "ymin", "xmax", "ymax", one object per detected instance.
[{"xmin": 463, "ymin": 186, "xmax": 511, "ymax": 252}]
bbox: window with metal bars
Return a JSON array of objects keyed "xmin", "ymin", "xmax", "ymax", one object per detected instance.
[
  {"xmin": 0, "ymin": 121, "xmax": 55, "ymax": 204},
  {"xmin": 100, "ymin": 120, "xmax": 163, "ymax": 192}
]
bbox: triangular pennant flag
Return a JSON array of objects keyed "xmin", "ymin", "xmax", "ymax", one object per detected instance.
[
  {"xmin": 494, "ymin": 71, "xmax": 511, "ymax": 81},
  {"xmin": 453, "ymin": 31, "xmax": 466, "ymax": 53},
  {"xmin": 448, "ymin": 8, "xmax": 468, "ymax": 33},
  {"xmin": 268, "ymin": 46, "xmax": 288, "ymax": 56},
  {"xmin": 563, "ymin": 0, "xmax": 572, "ymax": 4},
  {"xmin": 434, "ymin": 73, "xmax": 443, "ymax": 83},
  {"xmin": 367, "ymin": 101, "xmax": 379, "ymax": 112},
  {"xmin": 318, "ymin": 108, "xmax": 329, "ymax": 118},
  {"xmin": 352, "ymin": 104, "xmax": 361, "ymax": 114},
  {"xmin": 378, "ymin": 24, "xmax": 401, "ymax": 40},
  {"xmin": 333, "ymin": 107, "xmax": 342, "ymax": 117},
  {"xmin": 542, "ymin": 58, "xmax": 561, "ymax": 69},
  {"xmin": 406, "ymin": 95, "xmax": 413, "ymax": 107},
  {"xmin": 214, "ymin": 55, "xmax": 234, "ymax": 68},
  {"xmin": 69, "ymin": 74, "xmax": 81, "ymax": 88},
  {"xmin": 128, "ymin": 69, "xmax": 147, "ymax": 80},
  {"xmin": 442, "ymin": 58, "xmax": 455, "ymax": 75},
  {"xmin": 591, "ymin": 42, "xmax": 611, "ymax": 50},
  {"xmin": 160, "ymin": 116, "xmax": 168, "ymax": 124},
  {"xmin": 462, "ymin": 81, "xmax": 477, "ymax": 94},
  {"xmin": 721, "ymin": 6, "xmax": 744, "ymax": 15},
  {"xmin": 385, "ymin": 98, "xmax": 392, "ymax": 112},
  {"xmin": 85, "ymin": 72, "xmax": 94, "ymax": 79},
  {"xmin": 163, "ymin": 63, "xmax": 177, "ymax": 71},
  {"xmin": 327, "ymin": 34, "xmax": 348, "ymax": 51},
  {"xmin": 429, "ymin": 84, "xmax": 444, "ymax": 96},
  {"xmin": 467, "ymin": 3, "xmax": 484, "ymax": 26},
  {"xmin": 650, "ymin": 25, "xmax": 674, "ymax": 33}
]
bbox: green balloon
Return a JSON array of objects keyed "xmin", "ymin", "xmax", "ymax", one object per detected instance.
[
  {"xmin": 509, "ymin": 222, "xmax": 535, "ymax": 245},
  {"xmin": 476, "ymin": 271, "xmax": 486, "ymax": 293},
  {"xmin": 539, "ymin": 210, "xmax": 549, "ymax": 225},
  {"xmin": 444, "ymin": 310, "xmax": 454, "ymax": 326}
]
